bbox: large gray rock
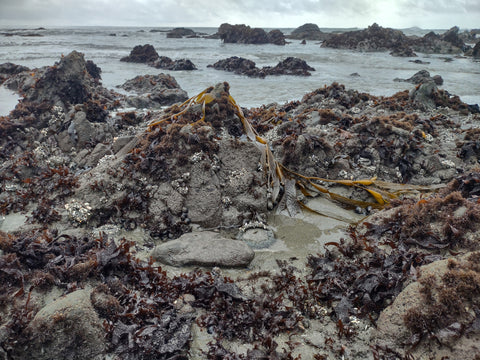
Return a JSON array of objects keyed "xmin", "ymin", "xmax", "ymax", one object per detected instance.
[
  {"xmin": 120, "ymin": 74, "xmax": 188, "ymax": 108},
  {"xmin": 14, "ymin": 289, "xmax": 106, "ymax": 360},
  {"xmin": 376, "ymin": 252, "xmax": 480, "ymax": 359},
  {"xmin": 152, "ymin": 231, "xmax": 255, "ymax": 267}
]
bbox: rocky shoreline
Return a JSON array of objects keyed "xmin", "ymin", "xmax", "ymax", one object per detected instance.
[{"xmin": 1, "ymin": 50, "xmax": 480, "ymax": 359}]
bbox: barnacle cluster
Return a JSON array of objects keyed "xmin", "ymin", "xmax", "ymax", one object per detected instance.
[{"xmin": 65, "ymin": 199, "xmax": 92, "ymax": 223}]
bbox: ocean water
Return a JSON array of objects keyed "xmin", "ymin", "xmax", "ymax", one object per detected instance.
[{"xmin": 0, "ymin": 26, "xmax": 479, "ymax": 112}]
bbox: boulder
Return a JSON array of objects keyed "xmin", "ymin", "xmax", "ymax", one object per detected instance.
[
  {"xmin": 119, "ymin": 74, "xmax": 188, "ymax": 108},
  {"xmin": 287, "ymin": 23, "xmax": 331, "ymax": 41},
  {"xmin": 152, "ymin": 231, "xmax": 255, "ymax": 267},
  {"xmin": 120, "ymin": 44, "xmax": 159, "ymax": 63},
  {"xmin": 376, "ymin": 253, "xmax": 480, "ymax": 359},
  {"xmin": 14, "ymin": 289, "xmax": 106, "ymax": 360},
  {"xmin": 217, "ymin": 23, "xmax": 285, "ymax": 45},
  {"xmin": 166, "ymin": 27, "xmax": 195, "ymax": 38}
]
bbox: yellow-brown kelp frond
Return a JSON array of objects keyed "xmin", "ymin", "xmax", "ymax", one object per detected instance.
[{"xmin": 145, "ymin": 84, "xmax": 436, "ymax": 216}]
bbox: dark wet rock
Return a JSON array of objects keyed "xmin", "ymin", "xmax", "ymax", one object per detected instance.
[
  {"xmin": 120, "ymin": 44, "xmax": 159, "ymax": 63},
  {"xmin": 208, "ymin": 56, "xmax": 314, "ymax": 77},
  {"xmin": 265, "ymin": 57, "xmax": 315, "ymax": 76},
  {"xmin": 217, "ymin": 23, "xmax": 285, "ymax": 45},
  {"xmin": 167, "ymin": 27, "xmax": 195, "ymax": 38},
  {"xmin": 152, "ymin": 231, "xmax": 255, "ymax": 267},
  {"xmin": 151, "ymin": 56, "xmax": 197, "ymax": 71},
  {"xmin": 267, "ymin": 29, "xmax": 286, "ymax": 45},
  {"xmin": 394, "ymin": 70, "xmax": 443, "ymax": 85},
  {"xmin": 287, "ymin": 23, "xmax": 331, "ymax": 41},
  {"xmin": 409, "ymin": 59, "xmax": 431, "ymax": 64},
  {"xmin": 390, "ymin": 44, "xmax": 417, "ymax": 57},
  {"xmin": 0, "ymin": 62, "xmax": 30, "ymax": 83},
  {"xmin": 13, "ymin": 289, "xmax": 106, "ymax": 360},
  {"xmin": 441, "ymin": 26, "xmax": 465, "ymax": 49},
  {"xmin": 322, "ymin": 23, "xmax": 409, "ymax": 52},
  {"xmin": 119, "ymin": 74, "xmax": 188, "ymax": 108},
  {"xmin": 86, "ymin": 60, "xmax": 101, "ymax": 81},
  {"xmin": 473, "ymin": 41, "xmax": 480, "ymax": 58},
  {"xmin": 409, "ymin": 28, "xmax": 465, "ymax": 54},
  {"xmin": 350, "ymin": 72, "xmax": 360, "ymax": 77},
  {"xmin": 208, "ymin": 56, "xmax": 263, "ymax": 77}
]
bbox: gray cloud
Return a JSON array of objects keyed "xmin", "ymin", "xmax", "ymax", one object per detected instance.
[{"xmin": 0, "ymin": 0, "xmax": 478, "ymax": 28}]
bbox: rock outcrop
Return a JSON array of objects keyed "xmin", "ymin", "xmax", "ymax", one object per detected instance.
[
  {"xmin": 322, "ymin": 23, "xmax": 409, "ymax": 52},
  {"xmin": 166, "ymin": 27, "xmax": 196, "ymax": 38},
  {"xmin": 409, "ymin": 26, "xmax": 466, "ymax": 54},
  {"xmin": 120, "ymin": 44, "xmax": 159, "ymax": 63},
  {"xmin": 287, "ymin": 23, "xmax": 331, "ymax": 41},
  {"xmin": 217, "ymin": 23, "xmax": 286, "ymax": 45},
  {"xmin": 120, "ymin": 44, "xmax": 197, "ymax": 70},
  {"xmin": 322, "ymin": 23, "xmax": 469, "ymax": 56},
  {"xmin": 208, "ymin": 56, "xmax": 314, "ymax": 78}
]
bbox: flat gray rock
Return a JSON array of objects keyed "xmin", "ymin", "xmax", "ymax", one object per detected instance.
[{"xmin": 152, "ymin": 231, "xmax": 254, "ymax": 267}]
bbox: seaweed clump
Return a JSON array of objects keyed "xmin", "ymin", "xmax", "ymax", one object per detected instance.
[{"xmin": 0, "ymin": 230, "xmax": 327, "ymax": 359}]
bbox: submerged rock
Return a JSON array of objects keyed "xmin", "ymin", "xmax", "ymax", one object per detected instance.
[{"xmin": 152, "ymin": 231, "xmax": 255, "ymax": 267}]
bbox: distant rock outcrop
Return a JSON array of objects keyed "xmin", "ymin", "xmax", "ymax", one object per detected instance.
[
  {"xmin": 322, "ymin": 23, "xmax": 469, "ymax": 56},
  {"xmin": 166, "ymin": 27, "xmax": 196, "ymax": 38},
  {"xmin": 409, "ymin": 27, "xmax": 466, "ymax": 54},
  {"xmin": 151, "ymin": 56, "xmax": 197, "ymax": 71},
  {"xmin": 216, "ymin": 23, "xmax": 286, "ymax": 45},
  {"xmin": 322, "ymin": 23, "xmax": 409, "ymax": 52},
  {"xmin": 208, "ymin": 56, "xmax": 314, "ymax": 78},
  {"xmin": 121, "ymin": 45, "xmax": 197, "ymax": 71},
  {"xmin": 120, "ymin": 44, "xmax": 159, "ymax": 63},
  {"xmin": 287, "ymin": 23, "xmax": 331, "ymax": 41}
]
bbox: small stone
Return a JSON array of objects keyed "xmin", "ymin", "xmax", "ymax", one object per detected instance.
[{"xmin": 152, "ymin": 231, "xmax": 254, "ymax": 267}]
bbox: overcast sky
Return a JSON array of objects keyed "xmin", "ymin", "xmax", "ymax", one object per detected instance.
[{"xmin": 0, "ymin": 0, "xmax": 478, "ymax": 29}]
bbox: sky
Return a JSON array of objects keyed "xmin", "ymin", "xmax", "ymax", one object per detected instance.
[{"xmin": 0, "ymin": 0, "xmax": 478, "ymax": 29}]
